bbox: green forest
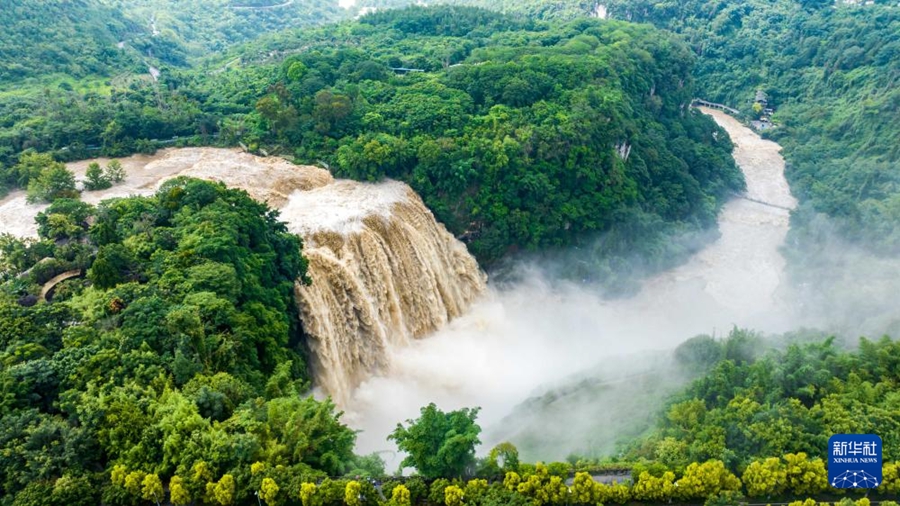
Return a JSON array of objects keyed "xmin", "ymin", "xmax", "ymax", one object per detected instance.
[
  {"xmin": 0, "ymin": 6, "xmax": 743, "ymax": 289},
  {"xmin": 600, "ymin": 0, "xmax": 900, "ymax": 260},
  {"xmin": 365, "ymin": 0, "xmax": 900, "ymax": 298},
  {"xmin": 0, "ymin": 0, "xmax": 347, "ymax": 84},
  {"xmin": 1, "ymin": 0, "xmax": 900, "ymax": 504},
  {"xmin": 0, "ymin": 1, "xmax": 137, "ymax": 82}
]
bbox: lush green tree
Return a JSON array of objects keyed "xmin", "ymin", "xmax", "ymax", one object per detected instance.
[
  {"xmin": 105, "ymin": 160, "xmax": 125, "ymax": 183},
  {"xmin": 26, "ymin": 161, "xmax": 77, "ymax": 203},
  {"xmin": 389, "ymin": 403, "xmax": 481, "ymax": 479},
  {"xmin": 11, "ymin": 153, "xmax": 59, "ymax": 187},
  {"xmin": 84, "ymin": 162, "xmax": 112, "ymax": 191},
  {"xmin": 35, "ymin": 198, "xmax": 94, "ymax": 240}
]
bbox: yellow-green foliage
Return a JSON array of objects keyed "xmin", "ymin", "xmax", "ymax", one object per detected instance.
[
  {"xmin": 345, "ymin": 480, "xmax": 362, "ymax": 506},
  {"xmin": 141, "ymin": 473, "xmax": 163, "ymax": 502},
  {"xmin": 631, "ymin": 471, "xmax": 676, "ymax": 502},
  {"xmin": 300, "ymin": 482, "xmax": 319, "ymax": 506},
  {"xmin": 391, "ymin": 484, "xmax": 411, "ymax": 506},
  {"xmin": 787, "ymin": 499, "xmax": 818, "ymax": 506},
  {"xmin": 516, "ymin": 463, "xmax": 569, "ymax": 506},
  {"xmin": 607, "ymin": 482, "xmax": 631, "ymax": 504},
  {"xmin": 110, "ymin": 464, "xmax": 127, "ymax": 487},
  {"xmin": 783, "ymin": 453, "xmax": 827, "ymax": 496},
  {"xmin": 880, "ymin": 463, "xmax": 900, "ymax": 494},
  {"xmin": 594, "ymin": 481, "xmax": 631, "ymax": 505},
  {"xmin": 170, "ymin": 475, "xmax": 192, "ymax": 506},
  {"xmin": 675, "ymin": 460, "xmax": 741, "ymax": 500},
  {"xmin": 251, "ymin": 462, "xmax": 267, "ymax": 476},
  {"xmin": 743, "ymin": 457, "xmax": 787, "ymax": 497},
  {"xmin": 124, "ymin": 470, "xmax": 146, "ymax": 497},
  {"xmin": 261, "ymin": 477, "xmax": 280, "ymax": 506},
  {"xmin": 571, "ymin": 472, "xmax": 597, "ymax": 505},
  {"xmin": 465, "ymin": 479, "xmax": 489, "ymax": 503},
  {"xmin": 504, "ymin": 471, "xmax": 522, "ymax": 492},
  {"xmin": 444, "ymin": 485, "xmax": 464, "ymax": 506},
  {"xmin": 211, "ymin": 474, "xmax": 236, "ymax": 506}
]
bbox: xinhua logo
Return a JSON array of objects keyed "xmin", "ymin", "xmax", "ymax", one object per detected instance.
[{"xmin": 828, "ymin": 434, "xmax": 882, "ymax": 489}]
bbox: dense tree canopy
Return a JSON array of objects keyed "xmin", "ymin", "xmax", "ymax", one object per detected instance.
[
  {"xmin": 389, "ymin": 403, "xmax": 482, "ymax": 479},
  {"xmin": 0, "ymin": 178, "xmax": 375, "ymax": 505},
  {"xmin": 627, "ymin": 334, "xmax": 900, "ymax": 471},
  {"xmin": 0, "ymin": 7, "xmax": 743, "ymax": 290}
]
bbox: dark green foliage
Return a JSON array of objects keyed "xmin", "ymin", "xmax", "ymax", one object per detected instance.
[
  {"xmin": 0, "ymin": 178, "xmax": 364, "ymax": 505},
  {"xmin": 84, "ymin": 162, "xmax": 111, "ymax": 191},
  {"xmin": 601, "ymin": 0, "xmax": 900, "ymax": 255},
  {"xmin": 390, "ymin": 403, "xmax": 482, "ymax": 479},
  {"xmin": 0, "ymin": 7, "xmax": 743, "ymax": 289}
]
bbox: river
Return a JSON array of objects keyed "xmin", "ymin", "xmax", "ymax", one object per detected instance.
[
  {"xmin": 0, "ymin": 109, "xmax": 799, "ymax": 464},
  {"xmin": 344, "ymin": 108, "xmax": 800, "ymax": 464}
]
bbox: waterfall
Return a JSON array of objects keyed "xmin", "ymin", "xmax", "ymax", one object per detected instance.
[
  {"xmin": 280, "ymin": 180, "xmax": 486, "ymax": 404},
  {"xmin": 0, "ymin": 147, "xmax": 486, "ymax": 404}
]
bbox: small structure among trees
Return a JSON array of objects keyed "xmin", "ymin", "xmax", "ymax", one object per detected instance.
[
  {"xmin": 754, "ymin": 90, "xmax": 769, "ymax": 108},
  {"xmin": 751, "ymin": 89, "xmax": 776, "ymax": 131}
]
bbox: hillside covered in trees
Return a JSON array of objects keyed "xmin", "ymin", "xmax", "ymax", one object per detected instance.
[
  {"xmin": 601, "ymin": 0, "xmax": 900, "ymax": 256},
  {"xmin": 0, "ymin": 1, "xmax": 138, "ymax": 83},
  {"xmin": 375, "ymin": 0, "xmax": 900, "ymax": 263},
  {"xmin": 99, "ymin": 0, "xmax": 345, "ymax": 57},
  {"xmin": 0, "ymin": 7, "xmax": 743, "ymax": 288},
  {"xmin": 0, "ymin": 0, "xmax": 347, "ymax": 84},
  {"xmin": 0, "ymin": 178, "xmax": 378, "ymax": 505}
]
